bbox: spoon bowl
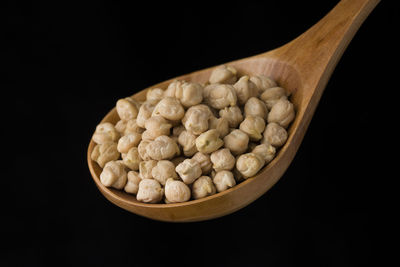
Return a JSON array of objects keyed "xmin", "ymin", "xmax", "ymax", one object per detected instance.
[{"xmin": 87, "ymin": 0, "xmax": 379, "ymax": 222}]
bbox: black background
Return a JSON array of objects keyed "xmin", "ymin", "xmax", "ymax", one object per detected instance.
[{"xmin": 6, "ymin": 0, "xmax": 396, "ymax": 266}]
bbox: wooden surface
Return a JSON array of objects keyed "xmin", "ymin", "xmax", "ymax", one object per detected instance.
[{"xmin": 87, "ymin": 0, "xmax": 380, "ymax": 222}]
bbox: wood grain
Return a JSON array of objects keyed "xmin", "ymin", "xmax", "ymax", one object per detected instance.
[{"xmin": 87, "ymin": 0, "xmax": 380, "ymax": 222}]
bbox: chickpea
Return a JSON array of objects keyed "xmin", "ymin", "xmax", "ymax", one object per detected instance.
[
  {"xmin": 239, "ymin": 115, "xmax": 266, "ymax": 141},
  {"xmin": 260, "ymin": 87, "xmax": 289, "ymax": 110},
  {"xmin": 208, "ymin": 116, "xmax": 229, "ymax": 138},
  {"xmin": 152, "ymin": 160, "xmax": 178, "ymax": 186},
  {"xmin": 175, "ymin": 82, "xmax": 203, "ymax": 108},
  {"xmin": 92, "ymin": 122, "xmax": 120, "ymax": 144},
  {"xmin": 165, "ymin": 80, "xmax": 184, "ymax": 98},
  {"xmin": 136, "ymin": 178, "xmax": 164, "ymax": 203},
  {"xmin": 138, "ymin": 140, "xmax": 151, "ymax": 160},
  {"xmin": 204, "ymin": 84, "xmax": 237, "ymax": 109},
  {"xmin": 172, "ymin": 125, "xmax": 185, "ymax": 137},
  {"xmin": 209, "ymin": 65, "xmax": 237, "ymax": 84},
  {"xmin": 252, "ymin": 143, "xmax": 276, "ymax": 164},
  {"xmin": 219, "ymin": 106, "xmax": 243, "ymax": 128},
  {"xmin": 147, "ymin": 135, "xmax": 180, "ymax": 160},
  {"xmin": 195, "ymin": 129, "xmax": 224, "ymax": 154},
  {"xmin": 213, "ymin": 170, "xmax": 236, "ymax": 192},
  {"xmin": 236, "ymin": 153, "xmax": 264, "ymax": 178},
  {"xmin": 267, "ymin": 98, "xmax": 295, "ymax": 128},
  {"xmin": 164, "ymin": 178, "xmax": 191, "ymax": 203},
  {"xmin": 244, "ymin": 97, "xmax": 268, "ymax": 120},
  {"xmin": 175, "ymin": 158, "xmax": 202, "ymax": 184},
  {"xmin": 233, "ymin": 75, "xmax": 258, "ymax": 105},
  {"xmin": 192, "ymin": 176, "xmax": 216, "ymax": 199},
  {"xmin": 123, "ymin": 147, "xmax": 141, "ymax": 170},
  {"xmin": 136, "ymin": 101, "xmax": 156, "ymax": 128},
  {"xmin": 248, "ymin": 142, "xmax": 258, "ymax": 152},
  {"xmin": 100, "ymin": 160, "xmax": 127, "ymax": 189},
  {"xmin": 91, "ymin": 142, "xmax": 120, "ymax": 168},
  {"xmin": 116, "ymin": 98, "xmax": 139, "ymax": 121},
  {"xmin": 262, "ymin": 122, "xmax": 288, "ymax": 148},
  {"xmin": 124, "ymin": 119, "xmax": 145, "ymax": 135},
  {"xmin": 182, "ymin": 104, "xmax": 212, "ymax": 135},
  {"xmin": 143, "ymin": 115, "xmax": 172, "ymax": 140},
  {"xmin": 117, "ymin": 133, "xmax": 142, "ymax": 153},
  {"xmin": 178, "ymin": 130, "xmax": 198, "ymax": 157},
  {"xmin": 152, "ymin": 97, "xmax": 185, "ymax": 121},
  {"xmin": 124, "ymin": 171, "xmax": 141, "ymax": 194},
  {"xmin": 223, "ymin": 129, "xmax": 249, "ymax": 156},
  {"xmin": 139, "ymin": 160, "xmax": 157, "ymax": 179},
  {"xmin": 191, "ymin": 152, "xmax": 212, "ymax": 174},
  {"xmin": 146, "ymin": 88, "xmax": 164, "ymax": 103},
  {"xmin": 210, "ymin": 148, "xmax": 235, "ymax": 172},
  {"xmin": 115, "ymin": 120, "xmax": 127, "ymax": 135},
  {"xmin": 249, "ymin": 75, "xmax": 277, "ymax": 94}
]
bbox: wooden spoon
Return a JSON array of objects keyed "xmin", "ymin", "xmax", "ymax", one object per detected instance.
[{"xmin": 87, "ymin": 0, "xmax": 380, "ymax": 222}]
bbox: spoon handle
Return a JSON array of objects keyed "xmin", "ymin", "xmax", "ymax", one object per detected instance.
[{"xmin": 269, "ymin": 0, "xmax": 380, "ymax": 91}]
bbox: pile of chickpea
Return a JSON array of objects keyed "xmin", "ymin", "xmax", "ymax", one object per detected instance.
[{"xmin": 91, "ymin": 65, "xmax": 295, "ymax": 203}]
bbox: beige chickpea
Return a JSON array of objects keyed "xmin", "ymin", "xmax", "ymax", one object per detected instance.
[
  {"xmin": 252, "ymin": 143, "xmax": 276, "ymax": 164},
  {"xmin": 164, "ymin": 178, "xmax": 191, "ymax": 203},
  {"xmin": 138, "ymin": 140, "xmax": 151, "ymax": 161},
  {"xmin": 91, "ymin": 142, "xmax": 120, "ymax": 168},
  {"xmin": 233, "ymin": 75, "xmax": 258, "ymax": 105},
  {"xmin": 178, "ymin": 130, "xmax": 198, "ymax": 157},
  {"xmin": 208, "ymin": 116, "xmax": 229, "ymax": 138},
  {"xmin": 182, "ymin": 104, "xmax": 212, "ymax": 135},
  {"xmin": 139, "ymin": 160, "xmax": 157, "ymax": 179},
  {"xmin": 223, "ymin": 129, "xmax": 249, "ymax": 156},
  {"xmin": 195, "ymin": 129, "xmax": 224, "ymax": 154},
  {"xmin": 191, "ymin": 152, "xmax": 212, "ymax": 174},
  {"xmin": 213, "ymin": 170, "xmax": 236, "ymax": 192},
  {"xmin": 250, "ymin": 75, "xmax": 277, "ymax": 94},
  {"xmin": 210, "ymin": 148, "xmax": 235, "ymax": 172},
  {"xmin": 164, "ymin": 80, "xmax": 184, "ymax": 98},
  {"xmin": 171, "ymin": 156, "xmax": 185, "ymax": 167},
  {"xmin": 124, "ymin": 119, "xmax": 145, "ymax": 135},
  {"xmin": 239, "ymin": 115, "xmax": 266, "ymax": 141},
  {"xmin": 209, "ymin": 65, "xmax": 237, "ymax": 84},
  {"xmin": 123, "ymin": 147, "xmax": 141, "ymax": 170},
  {"xmin": 262, "ymin": 122, "xmax": 288, "ymax": 148},
  {"xmin": 260, "ymin": 87, "xmax": 289, "ymax": 110},
  {"xmin": 100, "ymin": 160, "xmax": 127, "ymax": 189},
  {"xmin": 147, "ymin": 135, "xmax": 180, "ymax": 160},
  {"xmin": 117, "ymin": 133, "xmax": 142, "ymax": 153},
  {"xmin": 115, "ymin": 120, "xmax": 127, "ymax": 135},
  {"xmin": 267, "ymin": 98, "xmax": 295, "ymax": 128},
  {"xmin": 175, "ymin": 158, "xmax": 202, "ymax": 184},
  {"xmin": 92, "ymin": 122, "xmax": 120, "ymax": 144},
  {"xmin": 172, "ymin": 125, "xmax": 185, "ymax": 137},
  {"xmin": 244, "ymin": 97, "xmax": 268, "ymax": 120},
  {"xmin": 124, "ymin": 171, "xmax": 141, "ymax": 194},
  {"xmin": 136, "ymin": 178, "xmax": 164, "ymax": 203},
  {"xmin": 146, "ymin": 88, "xmax": 164, "ymax": 103},
  {"xmin": 204, "ymin": 84, "xmax": 237, "ymax": 109},
  {"xmin": 192, "ymin": 176, "xmax": 216, "ymax": 199},
  {"xmin": 143, "ymin": 115, "xmax": 172, "ymax": 140},
  {"xmin": 151, "ymin": 160, "xmax": 178, "ymax": 186},
  {"xmin": 116, "ymin": 98, "xmax": 139, "ymax": 121},
  {"xmin": 236, "ymin": 153, "xmax": 264, "ymax": 178},
  {"xmin": 136, "ymin": 101, "xmax": 156, "ymax": 128},
  {"xmin": 175, "ymin": 82, "xmax": 203, "ymax": 108},
  {"xmin": 219, "ymin": 106, "xmax": 243, "ymax": 128},
  {"xmin": 152, "ymin": 97, "xmax": 185, "ymax": 121}
]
